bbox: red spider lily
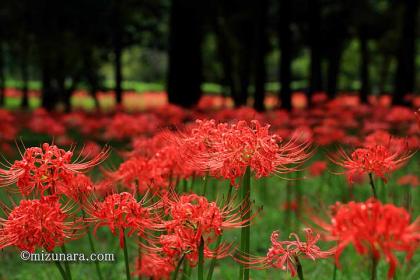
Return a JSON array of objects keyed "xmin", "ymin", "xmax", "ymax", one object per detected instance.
[
  {"xmin": 281, "ymin": 200, "xmax": 298, "ymax": 212},
  {"xmin": 0, "ymin": 109, "xmax": 18, "ymax": 142},
  {"xmin": 158, "ymin": 230, "xmax": 233, "ymax": 266},
  {"xmin": 330, "ymin": 144, "xmax": 412, "ymax": 184},
  {"xmin": 104, "ymin": 113, "xmax": 159, "ymax": 140},
  {"xmin": 236, "ymin": 228, "xmax": 334, "ymax": 277},
  {"xmin": 107, "ymin": 134, "xmax": 195, "ymax": 195},
  {"xmin": 56, "ymin": 173, "xmax": 94, "ymax": 202},
  {"xmin": 133, "ymin": 254, "xmax": 175, "ymax": 280},
  {"xmin": 175, "ymin": 119, "xmax": 312, "ymax": 186},
  {"xmin": 146, "ymin": 193, "xmax": 253, "ymax": 266},
  {"xmin": 313, "ymin": 199, "xmax": 420, "ymax": 279},
  {"xmin": 0, "ymin": 195, "xmax": 82, "ymax": 253},
  {"xmin": 85, "ymin": 192, "xmax": 161, "ymax": 248},
  {"xmin": 0, "ymin": 143, "xmax": 109, "ymax": 196},
  {"xmin": 308, "ymin": 161, "xmax": 327, "ymax": 177},
  {"xmin": 162, "ymin": 193, "xmax": 251, "ymax": 238},
  {"xmin": 415, "ymin": 109, "xmax": 420, "ymax": 129},
  {"xmin": 79, "ymin": 141, "xmax": 103, "ymax": 160},
  {"xmin": 397, "ymin": 174, "xmax": 419, "ymax": 187},
  {"xmin": 28, "ymin": 109, "xmax": 66, "ymax": 136}
]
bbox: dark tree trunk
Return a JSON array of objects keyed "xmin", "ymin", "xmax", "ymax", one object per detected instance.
[
  {"xmin": 326, "ymin": 44, "xmax": 342, "ymax": 100},
  {"xmin": 0, "ymin": 43, "xmax": 5, "ymax": 107},
  {"xmin": 112, "ymin": 0, "xmax": 123, "ymax": 106},
  {"xmin": 393, "ymin": 0, "xmax": 418, "ymax": 105},
  {"xmin": 235, "ymin": 1, "xmax": 254, "ymax": 107},
  {"xmin": 20, "ymin": 43, "xmax": 29, "ymax": 109},
  {"xmin": 253, "ymin": 0, "xmax": 268, "ymax": 112},
  {"xmin": 279, "ymin": 0, "xmax": 292, "ymax": 110},
  {"xmin": 308, "ymin": 0, "xmax": 323, "ymax": 106},
  {"xmin": 237, "ymin": 55, "xmax": 251, "ymax": 107},
  {"xmin": 379, "ymin": 55, "xmax": 391, "ymax": 94},
  {"xmin": 41, "ymin": 63, "xmax": 56, "ymax": 111},
  {"xmin": 167, "ymin": 0, "xmax": 203, "ymax": 107},
  {"xmin": 359, "ymin": 31, "xmax": 370, "ymax": 104},
  {"xmin": 84, "ymin": 49, "xmax": 101, "ymax": 111},
  {"xmin": 216, "ymin": 26, "xmax": 236, "ymax": 103},
  {"xmin": 114, "ymin": 40, "xmax": 123, "ymax": 105}
]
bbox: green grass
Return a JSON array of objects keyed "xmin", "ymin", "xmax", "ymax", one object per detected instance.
[{"xmin": 0, "ymin": 134, "xmax": 419, "ymax": 280}]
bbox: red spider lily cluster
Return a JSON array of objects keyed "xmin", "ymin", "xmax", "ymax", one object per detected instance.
[
  {"xmin": 332, "ymin": 143, "xmax": 412, "ymax": 184},
  {"xmin": 174, "ymin": 119, "xmax": 311, "ymax": 186},
  {"xmin": 237, "ymin": 228, "xmax": 335, "ymax": 277},
  {"xmin": 0, "ymin": 195, "xmax": 82, "ymax": 253},
  {"xmin": 0, "ymin": 98, "xmax": 418, "ymax": 280},
  {"xmin": 154, "ymin": 193, "xmax": 252, "ymax": 267},
  {"xmin": 314, "ymin": 199, "xmax": 420, "ymax": 279}
]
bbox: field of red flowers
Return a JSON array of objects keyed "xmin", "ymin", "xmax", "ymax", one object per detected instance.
[{"xmin": 0, "ymin": 95, "xmax": 419, "ymax": 280}]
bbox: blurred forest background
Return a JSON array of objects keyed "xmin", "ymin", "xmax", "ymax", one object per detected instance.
[{"xmin": 0, "ymin": 0, "xmax": 418, "ymax": 111}]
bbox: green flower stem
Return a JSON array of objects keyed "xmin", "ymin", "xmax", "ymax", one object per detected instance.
[
  {"xmin": 198, "ymin": 237, "xmax": 205, "ymax": 280},
  {"xmin": 123, "ymin": 230, "xmax": 131, "ymax": 280},
  {"xmin": 202, "ymin": 173, "xmax": 209, "ymax": 196},
  {"xmin": 239, "ymin": 167, "xmax": 251, "ymax": 280},
  {"xmin": 295, "ymin": 256, "xmax": 304, "ymax": 280},
  {"xmin": 61, "ymin": 244, "xmax": 72, "ymax": 280},
  {"xmin": 82, "ymin": 209, "xmax": 103, "ymax": 280},
  {"xmin": 371, "ymin": 255, "xmax": 378, "ymax": 280},
  {"xmin": 206, "ymin": 234, "xmax": 222, "ymax": 280},
  {"xmin": 368, "ymin": 173, "xmax": 377, "ymax": 199},
  {"xmin": 172, "ymin": 254, "xmax": 186, "ymax": 280},
  {"xmin": 54, "ymin": 260, "xmax": 68, "ymax": 280}
]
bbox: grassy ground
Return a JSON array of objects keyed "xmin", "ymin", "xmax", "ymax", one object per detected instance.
[{"xmin": 0, "ymin": 131, "xmax": 419, "ymax": 279}]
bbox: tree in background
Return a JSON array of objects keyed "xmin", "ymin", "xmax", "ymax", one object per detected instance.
[
  {"xmin": 278, "ymin": 0, "xmax": 293, "ymax": 110},
  {"xmin": 393, "ymin": 0, "xmax": 418, "ymax": 105},
  {"xmin": 167, "ymin": 0, "xmax": 203, "ymax": 108}
]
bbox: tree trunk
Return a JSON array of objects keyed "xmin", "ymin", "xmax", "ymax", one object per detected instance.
[
  {"xmin": 20, "ymin": 42, "xmax": 30, "ymax": 109},
  {"xmin": 253, "ymin": 0, "xmax": 268, "ymax": 112},
  {"xmin": 113, "ymin": 0, "xmax": 123, "ymax": 106},
  {"xmin": 326, "ymin": 44, "xmax": 342, "ymax": 100},
  {"xmin": 167, "ymin": 0, "xmax": 203, "ymax": 107},
  {"xmin": 359, "ymin": 32, "xmax": 370, "ymax": 104},
  {"xmin": 0, "ymin": 43, "xmax": 5, "ymax": 107},
  {"xmin": 378, "ymin": 55, "xmax": 391, "ymax": 94},
  {"xmin": 114, "ymin": 40, "xmax": 123, "ymax": 105},
  {"xmin": 41, "ymin": 63, "xmax": 56, "ymax": 111},
  {"xmin": 308, "ymin": 0, "xmax": 323, "ymax": 106},
  {"xmin": 84, "ymin": 49, "xmax": 101, "ymax": 111},
  {"xmin": 279, "ymin": 0, "xmax": 292, "ymax": 110},
  {"xmin": 393, "ymin": 0, "xmax": 418, "ymax": 105},
  {"xmin": 216, "ymin": 25, "xmax": 236, "ymax": 103}
]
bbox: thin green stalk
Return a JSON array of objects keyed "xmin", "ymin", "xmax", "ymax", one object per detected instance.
[
  {"xmin": 405, "ymin": 187, "xmax": 412, "ymax": 213},
  {"xmin": 54, "ymin": 260, "xmax": 68, "ymax": 280},
  {"xmin": 284, "ymin": 180, "xmax": 292, "ymax": 230},
  {"xmin": 82, "ymin": 209, "xmax": 103, "ymax": 280},
  {"xmin": 181, "ymin": 257, "xmax": 190, "ymax": 280},
  {"xmin": 61, "ymin": 244, "xmax": 72, "ymax": 280},
  {"xmin": 206, "ymin": 234, "xmax": 222, "ymax": 280},
  {"xmin": 226, "ymin": 184, "xmax": 233, "ymax": 203},
  {"xmin": 182, "ymin": 179, "xmax": 188, "ymax": 193},
  {"xmin": 138, "ymin": 238, "xmax": 142, "ymax": 280},
  {"xmin": 202, "ymin": 173, "xmax": 209, "ymax": 196},
  {"xmin": 198, "ymin": 237, "xmax": 205, "ymax": 280},
  {"xmin": 371, "ymin": 255, "xmax": 378, "ymax": 280},
  {"xmin": 239, "ymin": 167, "xmax": 251, "ymax": 280},
  {"xmin": 123, "ymin": 230, "xmax": 131, "ymax": 280},
  {"xmin": 368, "ymin": 173, "xmax": 377, "ymax": 199},
  {"xmin": 172, "ymin": 254, "xmax": 186, "ymax": 280},
  {"xmin": 295, "ymin": 256, "xmax": 304, "ymax": 280},
  {"xmin": 332, "ymin": 262, "xmax": 337, "ymax": 280}
]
